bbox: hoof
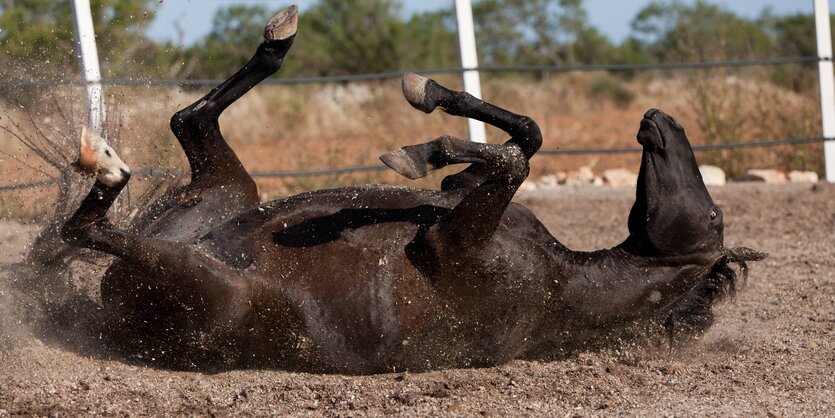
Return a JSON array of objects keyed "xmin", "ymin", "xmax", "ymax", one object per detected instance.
[
  {"xmin": 264, "ymin": 5, "xmax": 298, "ymax": 41},
  {"xmin": 380, "ymin": 147, "xmax": 429, "ymax": 180},
  {"xmin": 77, "ymin": 126, "xmax": 131, "ymax": 188},
  {"xmin": 402, "ymin": 72, "xmax": 438, "ymax": 113}
]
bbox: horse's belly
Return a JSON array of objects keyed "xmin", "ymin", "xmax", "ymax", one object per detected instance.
[
  {"xmin": 250, "ymin": 228, "xmax": 549, "ymax": 372},
  {"xmin": 248, "ymin": 222, "xmax": 439, "ymax": 372}
]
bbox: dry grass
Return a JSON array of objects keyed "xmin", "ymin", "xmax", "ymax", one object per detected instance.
[{"xmin": 0, "ymin": 73, "xmax": 824, "ymax": 220}]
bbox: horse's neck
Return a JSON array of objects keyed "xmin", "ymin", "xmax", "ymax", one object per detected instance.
[{"xmin": 548, "ymin": 245, "xmax": 715, "ymax": 322}]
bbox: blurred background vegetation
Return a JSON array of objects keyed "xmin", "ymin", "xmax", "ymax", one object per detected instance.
[
  {"xmin": 0, "ymin": 0, "xmax": 827, "ymax": 86},
  {"xmin": 0, "ymin": 0, "xmax": 829, "ymax": 195}
]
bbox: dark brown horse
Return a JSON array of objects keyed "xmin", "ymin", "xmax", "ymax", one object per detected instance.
[{"xmin": 60, "ymin": 6, "xmax": 766, "ymax": 374}]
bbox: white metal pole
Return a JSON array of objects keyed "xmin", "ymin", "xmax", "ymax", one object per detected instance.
[
  {"xmin": 814, "ymin": 0, "xmax": 835, "ymax": 182},
  {"xmin": 454, "ymin": 0, "xmax": 487, "ymax": 143},
  {"xmin": 70, "ymin": 0, "xmax": 105, "ymax": 134}
]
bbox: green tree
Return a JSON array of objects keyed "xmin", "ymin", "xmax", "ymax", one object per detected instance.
[
  {"xmin": 471, "ymin": 0, "xmax": 527, "ymax": 65},
  {"xmin": 0, "ymin": 0, "xmax": 75, "ymax": 78},
  {"xmin": 762, "ymin": 12, "xmax": 835, "ymax": 90},
  {"xmin": 557, "ymin": 0, "xmax": 587, "ymax": 64},
  {"xmin": 183, "ymin": 5, "xmax": 277, "ymax": 79},
  {"xmin": 402, "ymin": 10, "xmax": 458, "ymax": 70},
  {"xmin": 470, "ymin": 0, "xmax": 614, "ymax": 66},
  {"xmin": 293, "ymin": 0, "xmax": 408, "ymax": 75},
  {"xmin": 630, "ymin": 0, "xmax": 773, "ymax": 62},
  {"xmin": 0, "ymin": 0, "xmax": 160, "ymax": 79}
]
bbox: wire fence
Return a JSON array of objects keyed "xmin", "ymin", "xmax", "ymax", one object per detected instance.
[
  {"xmin": 1, "ymin": 55, "xmax": 830, "ymax": 191},
  {"xmin": 3, "ymin": 136, "xmax": 831, "ymax": 192},
  {"xmin": 0, "ymin": 55, "xmax": 826, "ymax": 89}
]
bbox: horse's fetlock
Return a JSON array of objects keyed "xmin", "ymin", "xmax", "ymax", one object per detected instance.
[{"xmin": 502, "ymin": 147, "xmax": 529, "ymax": 185}]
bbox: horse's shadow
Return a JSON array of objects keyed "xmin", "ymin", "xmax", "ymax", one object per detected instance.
[{"xmin": 272, "ymin": 205, "xmax": 449, "ymax": 247}]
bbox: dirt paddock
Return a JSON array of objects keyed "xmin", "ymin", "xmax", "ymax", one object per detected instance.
[{"xmin": 0, "ymin": 182, "xmax": 833, "ymax": 416}]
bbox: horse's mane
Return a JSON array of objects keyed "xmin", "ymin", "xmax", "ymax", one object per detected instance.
[{"xmin": 664, "ymin": 246, "xmax": 766, "ymax": 344}]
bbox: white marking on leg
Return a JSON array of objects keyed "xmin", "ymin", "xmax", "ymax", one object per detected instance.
[{"xmin": 78, "ymin": 125, "xmax": 131, "ymax": 187}]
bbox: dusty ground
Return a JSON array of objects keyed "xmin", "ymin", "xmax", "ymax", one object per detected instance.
[{"xmin": 0, "ymin": 182, "xmax": 833, "ymax": 416}]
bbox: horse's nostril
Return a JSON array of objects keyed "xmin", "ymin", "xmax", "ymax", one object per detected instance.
[{"xmin": 120, "ymin": 168, "xmax": 131, "ymax": 177}]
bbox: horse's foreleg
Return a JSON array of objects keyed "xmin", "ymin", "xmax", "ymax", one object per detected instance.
[
  {"xmin": 169, "ymin": 5, "xmax": 298, "ymax": 192},
  {"xmin": 62, "ymin": 180, "xmax": 249, "ymax": 323},
  {"xmin": 382, "ymin": 136, "xmax": 528, "ymax": 264},
  {"xmin": 401, "ymin": 73, "xmax": 541, "ymax": 190}
]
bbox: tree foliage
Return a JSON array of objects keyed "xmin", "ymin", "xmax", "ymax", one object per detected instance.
[
  {"xmin": 0, "ymin": 0, "xmax": 160, "ymax": 79},
  {"xmin": 470, "ymin": 0, "xmax": 615, "ymax": 66},
  {"xmin": 631, "ymin": 0, "xmax": 773, "ymax": 61},
  {"xmin": 0, "ymin": 0, "xmax": 829, "ymax": 91}
]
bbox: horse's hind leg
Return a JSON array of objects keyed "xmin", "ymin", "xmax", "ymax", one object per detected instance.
[
  {"xmin": 169, "ymin": 6, "xmax": 298, "ymax": 195},
  {"xmin": 401, "ymin": 73, "xmax": 542, "ymax": 190}
]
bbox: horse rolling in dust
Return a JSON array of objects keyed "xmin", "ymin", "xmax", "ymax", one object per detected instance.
[{"xmin": 60, "ymin": 5, "xmax": 766, "ymax": 374}]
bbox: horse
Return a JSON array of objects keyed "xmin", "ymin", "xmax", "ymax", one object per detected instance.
[{"xmin": 59, "ymin": 5, "xmax": 766, "ymax": 373}]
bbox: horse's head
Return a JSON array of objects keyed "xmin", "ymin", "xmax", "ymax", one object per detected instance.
[
  {"xmin": 624, "ymin": 109, "xmax": 724, "ymax": 258},
  {"xmin": 76, "ymin": 126, "xmax": 131, "ymax": 187}
]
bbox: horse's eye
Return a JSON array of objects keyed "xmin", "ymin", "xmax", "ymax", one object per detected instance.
[{"xmin": 709, "ymin": 207, "xmax": 719, "ymax": 220}]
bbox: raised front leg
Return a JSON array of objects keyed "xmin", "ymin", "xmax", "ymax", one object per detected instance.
[
  {"xmin": 401, "ymin": 73, "xmax": 542, "ymax": 190},
  {"xmin": 381, "ymin": 135, "xmax": 529, "ymax": 276}
]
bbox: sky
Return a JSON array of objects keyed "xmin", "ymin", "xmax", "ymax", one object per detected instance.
[{"xmin": 148, "ymin": 0, "xmax": 821, "ymax": 47}]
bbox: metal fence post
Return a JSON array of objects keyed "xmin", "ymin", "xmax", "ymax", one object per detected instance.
[
  {"xmin": 70, "ymin": 0, "xmax": 105, "ymax": 134},
  {"xmin": 454, "ymin": 0, "xmax": 487, "ymax": 143},
  {"xmin": 814, "ymin": 0, "xmax": 835, "ymax": 182}
]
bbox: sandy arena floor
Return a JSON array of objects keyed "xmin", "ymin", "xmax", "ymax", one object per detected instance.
[{"xmin": 0, "ymin": 182, "xmax": 833, "ymax": 416}]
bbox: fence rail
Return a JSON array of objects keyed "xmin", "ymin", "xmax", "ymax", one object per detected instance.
[
  {"xmin": 0, "ymin": 56, "xmax": 827, "ymax": 89},
  {"xmin": 3, "ymin": 136, "xmax": 831, "ymax": 191},
  {"xmin": 1, "ymin": 54, "xmax": 832, "ymax": 190}
]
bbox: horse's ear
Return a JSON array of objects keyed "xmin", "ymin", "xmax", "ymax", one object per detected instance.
[{"xmin": 77, "ymin": 125, "xmax": 100, "ymax": 174}]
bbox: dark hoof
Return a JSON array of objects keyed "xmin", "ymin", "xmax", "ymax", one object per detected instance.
[
  {"xmin": 380, "ymin": 148, "xmax": 429, "ymax": 180},
  {"xmin": 402, "ymin": 72, "xmax": 438, "ymax": 113},
  {"xmin": 264, "ymin": 5, "xmax": 298, "ymax": 41}
]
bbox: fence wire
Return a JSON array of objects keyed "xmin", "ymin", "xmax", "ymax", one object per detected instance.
[
  {"xmin": 3, "ymin": 136, "xmax": 831, "ymax": 191},
  {"xmin": 0, "ymin": 56, "xmax": 826, "ymax": 89},
  {"xmin": 0, "ymin": 55, "xmax": 830, "ymax": 190}
]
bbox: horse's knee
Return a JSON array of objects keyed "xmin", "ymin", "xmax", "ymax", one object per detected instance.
[
  {"xmin": 513, "ymin": 116, "xmax": 542, "ymax": 158},
  {"xmin": 501, "ymin": 145, "xmax": 529, "ymax": 186},
  {"xmin": 484, "ymin": 144, "xmax": 528, "ymax": 187}
]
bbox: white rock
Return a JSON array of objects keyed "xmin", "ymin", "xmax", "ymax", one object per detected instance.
[
  {"xmin": 602, "ymin": 168, "xmax": 637, "ymax": 188},
  {"xmin": 747, "ymin": 169, "xmax": 787, "ymax": 184},
  {"xmin": 537, "ymin": 174, "xmax": 559, "ymax": 189},
  {"xmin": 788, "ymin": 170, "xmax": 819, "ymax": 183},
  {"xmin": 566, "ymin": 166, "xmax": 595, "ymax": 186},
  {"xmin": 519, "ymin": 180, "xmax": 538, "ymax": 192},
  {"xmin": 699, "ymin": 165, "xmax": 726, "ymax": 186}
]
